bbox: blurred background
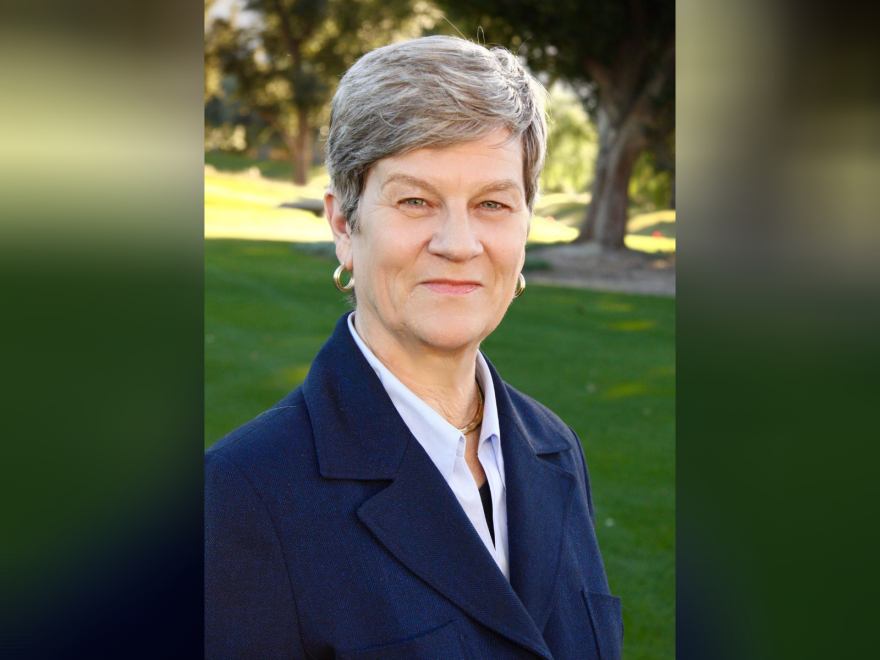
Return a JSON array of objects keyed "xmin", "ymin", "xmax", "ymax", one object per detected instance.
[{"xmin": 204, "ymin": 2, "xmax": 675, "ymax": 659}]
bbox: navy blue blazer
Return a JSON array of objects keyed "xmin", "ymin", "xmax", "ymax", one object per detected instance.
[{"xmin": 205, "ymin": 312, "xmax": 622, "ymax": 659}]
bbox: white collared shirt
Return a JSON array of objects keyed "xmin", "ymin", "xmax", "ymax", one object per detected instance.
[{"xmin": 347, "ymin": 314, "xmax": 510, "ymax": 580}]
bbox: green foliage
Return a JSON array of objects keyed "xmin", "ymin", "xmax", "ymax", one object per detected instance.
[
  {"xmin": 541, "ymin": 83, "xmax": 598, "ymax": 194},
  {"xmin": 436, "ymin": 0, "xmax": 673, "ymax": 115},
  {"xmin": 205, "ymin": 0, "xmax": 436, "ymax": 153},
  {"xmin": 629, "ymin": 150, "xmax": 674, "ymax": 213},
  {"xmin": 205, "ymin": 240, "xmax": 675, "ymax": 660}
]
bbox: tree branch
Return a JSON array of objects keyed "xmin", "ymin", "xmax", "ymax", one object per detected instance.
[
  {"xmin": 623, "ymin": 40, "xmax": 675, "ymax": 126},
  {"xmin": 584, "ymin": 56, "xmax": 613, "ymax": 95}
]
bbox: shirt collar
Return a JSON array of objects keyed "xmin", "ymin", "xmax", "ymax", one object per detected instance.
[
  {"xmin": 347, "ymin": 313, "xmax": 502, "ymax": 486},
  {"xmin": 475, "ymin": 349, "xmax": 505, "ymax": 490}
]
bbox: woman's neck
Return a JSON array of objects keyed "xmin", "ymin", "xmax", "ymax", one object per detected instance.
[{"xmin": 353, "ymin": 311, "xmax": 482, "ymax": 430}]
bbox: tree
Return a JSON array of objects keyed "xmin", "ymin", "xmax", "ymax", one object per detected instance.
[
  {"xmin": 437, "ymin": 0, "xmax": 674, "ymax": 250},
  {"xmin": 206, "ymin": 0, "xmax": 435, "ymax": 184},
  {"xmin": 205, "ymin": 0, "xmax": 221, "ymax": 104},
  {"xmin": 541, "ymin": 83, "xmax": 599, "ymax": 195}
]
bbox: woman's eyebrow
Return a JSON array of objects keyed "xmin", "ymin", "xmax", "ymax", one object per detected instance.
[
  {"xmin": 381, "ymin": 173, "xmax": 523, "ymax": 198},
  {"xmin": 472, "ymin": 179, "xmax": 523, "ymax": 198},
  {"xmin": 380, "ymin": 173, "xmax": 441, "ymax": 196}
]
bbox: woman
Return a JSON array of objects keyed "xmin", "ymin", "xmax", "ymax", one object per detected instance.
[{"xmin": 205, "ymin": 36, "xmax": 622, "ymax": 660}]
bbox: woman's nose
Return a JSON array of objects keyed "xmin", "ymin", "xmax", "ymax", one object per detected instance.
[{"xmin": 427, "ymin": 207, "xmax": 484, "ymax": 262}]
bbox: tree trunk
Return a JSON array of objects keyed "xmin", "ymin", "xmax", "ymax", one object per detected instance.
[
  {"xmin": 289, "ymin": 145, "xmax": 304, "ymax": 186},
  {"xmin": 577, "ymin": 108, "xmax": 612, "ymax": 243},
  {"xmin": 292, "ymin": 106, "xmax": 311, "ymax": 186},
  {"xmin": 576, "ymin": 40, "xmax": 675, "ymax": 249},
  {"xmin": 575, "ymin": 103, "xmax": 648, "ymax": 249},
  {"xmin": 275, "ymin": 124, "xmax": 301, "ymax": 186},
  {"xmin": 269, "ymin": 0, "xmax": 312, "ymax": 185},
  {"xmin": 275, "ymin": 116, "xmax": 311, "ymax": 186}
]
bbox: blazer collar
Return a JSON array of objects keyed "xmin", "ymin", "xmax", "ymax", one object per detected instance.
[
  {"xmin": 302, "ymin": 312, "xmax": 572, "ymax": 479},
  {"xmin": 488, "ymin": 356, "xmax": 577, "ymax": 632},
  {"xmin": 302, "ymin": 312, "xmax": 410, "ymax": 480},
  {"xmin": 486, "ymin": 357, "xmax": 573, "ymax": 456}
]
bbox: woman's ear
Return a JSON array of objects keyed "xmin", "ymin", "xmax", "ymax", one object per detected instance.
[{"xmin": 325, "ymin": 192, "xmax": 353, "ymax": 268}]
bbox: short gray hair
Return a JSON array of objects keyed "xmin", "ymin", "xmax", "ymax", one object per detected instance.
[{"xmin": 325, "ymin": 35, "xmax": 549, "ymax": 230}]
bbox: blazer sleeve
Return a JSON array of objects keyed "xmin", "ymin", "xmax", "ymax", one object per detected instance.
[
  {"xmin": 568, "ymin": 426, "xmax": 595, "ymax": 526},
  {"xmin": 205, "ymin": 452, "xmax": 309, "ymax": 659}
]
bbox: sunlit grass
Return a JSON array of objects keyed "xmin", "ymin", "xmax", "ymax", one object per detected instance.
[
  {"xmin": 205, "ymin": 170, "xmax": 334, "ymax": 242},
  {"xmin": 624, "ymin": 234, "xmax": 677, "ymax": 254},
  {"xmin": 528, "ymin": 214, "xmax": 579, "ymax": 243},
  {"xmin": 628, "ymin": 210, "xmax": 677, "ymax": 234}
]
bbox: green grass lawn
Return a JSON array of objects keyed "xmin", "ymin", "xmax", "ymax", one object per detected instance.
[{"xmin": 205, "ymin": 238, "xmax": 675, "ymax": 659}]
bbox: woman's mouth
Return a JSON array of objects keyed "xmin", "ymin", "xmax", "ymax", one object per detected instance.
[{"xmin": 421, "ymin": 280, "xmax": 481, "ymax": 295}]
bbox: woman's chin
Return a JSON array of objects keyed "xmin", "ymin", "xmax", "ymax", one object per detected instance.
[{"xmin": 410, "ymin": 315, "xmax": 492, "ymax": 351}]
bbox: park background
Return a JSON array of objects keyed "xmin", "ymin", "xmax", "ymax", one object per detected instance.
[{"xmin": 204, "ymin": 1, "xmax": 675, "ymax": 658}]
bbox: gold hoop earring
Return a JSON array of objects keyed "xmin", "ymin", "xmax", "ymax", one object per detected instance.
[
  {"xmin": 513, "ymin": 273, "xmax": 526, "ymax": 298},
  {"xmin": 333, "ymin": 264, "xmax": 354, "ymax": 292}
]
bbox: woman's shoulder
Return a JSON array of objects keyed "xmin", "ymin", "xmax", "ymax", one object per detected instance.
[
  {"xmin": 500, "ymin": 380, "xmax": 594, "ymax": 514},
  {"xmin": 205, "ymin": 387, "xmax": 313, "ymax": 479},
  {"xmin": 499, "ymin": 380, "xmax": 579, "ymax": 448}
]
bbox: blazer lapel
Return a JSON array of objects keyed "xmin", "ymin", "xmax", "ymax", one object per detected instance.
[
  {"xmin": 357, "ymin": 439, "xmax": 554, "ymax": 660},
  {"xmin": 488, "ymin": 359, "xmax": 578, "ymax": 634},
  {"xmin": 302, "ymin": 314, "xmax": 554, "ymax": 660}
]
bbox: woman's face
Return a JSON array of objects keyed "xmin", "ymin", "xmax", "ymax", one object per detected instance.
[{"xmin": 329, "ymin": 129, "xmax": 530, "ymax": 354}]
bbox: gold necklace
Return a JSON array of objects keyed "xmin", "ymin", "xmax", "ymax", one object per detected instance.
[{"xmin": 457, "ymin": 382, "xmax": 484, "ymax": 435}]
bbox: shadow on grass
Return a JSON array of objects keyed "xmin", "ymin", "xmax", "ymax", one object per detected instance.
[{"xmin": 205, "ymin": 150, "xmax": 325, "ymax": 183}]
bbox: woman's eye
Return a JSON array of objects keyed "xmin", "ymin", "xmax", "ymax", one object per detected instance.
[
  {"xmin": 480, "ymin": 201, "xmax": 505, "ymax": 209},
  {"xmin": 401, "ymin": 198, "xmax": 427, "ymax": 207}
]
